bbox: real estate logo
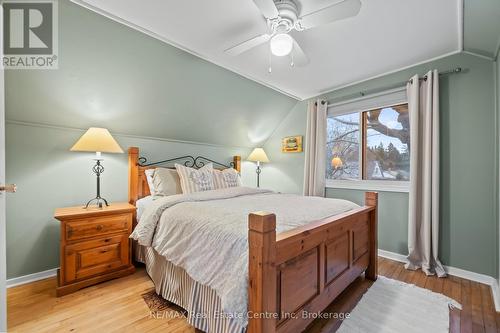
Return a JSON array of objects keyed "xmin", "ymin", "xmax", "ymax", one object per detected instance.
[{"xmin": 2, "ymin": 0, "xmax": 58, "ymax": 69}]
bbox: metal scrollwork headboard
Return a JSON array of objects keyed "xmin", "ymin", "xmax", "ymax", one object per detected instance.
[
  {"xmin": 137, "ymin": 155, "xmax": 236, "ymax": 170},
  {"xmin": 128, "ymin": 147, "xmax": 242, "ymax": 212}
]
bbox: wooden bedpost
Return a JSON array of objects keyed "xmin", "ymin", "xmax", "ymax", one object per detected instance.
[
  {"xmin": 248, "ymin": 212, "xmax": 277, "ymax": 333},
  {"xmin": 233, "ymin": 155, "xmax": 241, "ymax": 173},
  {"xmin": 365, "ymin": 192, "xmax": 378, "ymax": 281},
  {"xmin": 128, "ymin": 147, "xmax": 139, "ymax": 206}
]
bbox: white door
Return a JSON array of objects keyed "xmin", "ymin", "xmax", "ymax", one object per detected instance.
[
  {"xmin": 0, "ymin": 3, "xmax": 6, "ymax": 330},
  {"xmin": 0, "ymin": 47, "xmax": 5, "ymax": 331},
  {"xmin": 0, "ymin": 52, "xmax": 5, "ymax": 332},
  {"xmin": 0, "ymin": 64, "xmax": 5, "ymax": 332}
]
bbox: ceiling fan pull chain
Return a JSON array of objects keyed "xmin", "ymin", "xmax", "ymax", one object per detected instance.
[
  {"xmin": 290, "ymin": 49, "xmax": 294, "ymax": 67},
  {"xmin": 268, "ymin": 49, "xmax": 272, "ymax": 73}
]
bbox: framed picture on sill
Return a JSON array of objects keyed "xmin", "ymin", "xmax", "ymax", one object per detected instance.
[{"xmin": 282, "ymin": 136, "xmax": 303, "ymax": 153}]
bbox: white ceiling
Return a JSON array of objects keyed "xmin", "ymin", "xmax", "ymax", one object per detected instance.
[{"xmin": 73, "ymin": 0, "xmax": 461, "ymax": 100}]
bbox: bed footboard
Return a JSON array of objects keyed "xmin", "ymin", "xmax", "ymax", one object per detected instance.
[{"xmin": 248, "ymin": 192, "xmax": 378, "ymax": 333}]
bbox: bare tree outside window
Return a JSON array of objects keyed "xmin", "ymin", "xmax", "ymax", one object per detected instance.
[
  {"xmin": 326, "ymin": 112, "xmax": 360, "ymax": 180},
  {"xmin": 326, "ymin": 104, "xmax": 410, "ymax": 181}
]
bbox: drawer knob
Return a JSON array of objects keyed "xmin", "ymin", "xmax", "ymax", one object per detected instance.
[{"xmin": 96, "ymin": 225, "xmax": 103, "ymax": 231}]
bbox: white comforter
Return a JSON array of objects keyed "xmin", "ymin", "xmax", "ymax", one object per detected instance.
[{"xmin": 131, "ymin": 187, "xmax": 359, "ymax": 327}]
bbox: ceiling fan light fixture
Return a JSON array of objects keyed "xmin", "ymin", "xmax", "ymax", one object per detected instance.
[{"xmin": 270, "ymin": 33, "xmax": 293, "ymax": 57}]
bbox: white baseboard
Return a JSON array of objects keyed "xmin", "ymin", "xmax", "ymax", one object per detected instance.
[
  {"xmin": 6, "ymin": 268, "xmax": 58, "ymax": 288},
  {"xmin": 6, "ymin": 250, "xmax": 500, "ymax": 313},
  {"xmin": 378, "ymin": 249, "xmax": 500, "ymax": 312},
  {"xmin": 378, "ymin": 249, "xmax": 407, "ymax": 263}
]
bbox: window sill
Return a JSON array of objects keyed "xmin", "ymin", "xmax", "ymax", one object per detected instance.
[{"xmin": 325, "ymin": 180, "xmax": 410, "ymax": 193}]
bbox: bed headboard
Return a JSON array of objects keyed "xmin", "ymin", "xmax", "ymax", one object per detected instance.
[{"xmin": 128, "ymin": 147, "xmax": 241, "ymax": 206}]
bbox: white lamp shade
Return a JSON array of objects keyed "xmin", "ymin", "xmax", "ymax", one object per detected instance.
[
  {"xmin": 247, "ymin": 148, "xmax": 270, "ymax": 163},
  {"xmin": 70, "ymin": 127, "xmax": 124, "ymax": 153}
]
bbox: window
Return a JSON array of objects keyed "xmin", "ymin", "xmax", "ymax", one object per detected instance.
[
  {"xmin": 326, "ymin": 99, "xmax": 410, "ymax": 190},
  {"xmin": 326, "ymin": 112, "xmax": 360, "ymax": 180}
]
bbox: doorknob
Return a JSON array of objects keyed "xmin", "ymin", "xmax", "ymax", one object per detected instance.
[{"xmin": 0, "ymin": 184, "xmax": 16, "ymax": 193}]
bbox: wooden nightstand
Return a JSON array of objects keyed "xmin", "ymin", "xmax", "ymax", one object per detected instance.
[{"xmin": 54, "ymin": 202, "xmax": 136, "ymax": 296}]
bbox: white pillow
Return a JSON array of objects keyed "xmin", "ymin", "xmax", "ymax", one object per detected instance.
[
  {"xmin": 213, "ymin": 168, "xmax": 241, "ymax": 189},
  {"xmin": 175, "ymin": 163, "xmax": 215, "ymax": 194},
  {"xmin": 144, "ymin": 169, "xmax": 155, "ymax": 193},
  {"xmin": 151, "ymin": 168, "xmax": 182, "ymax": 196}
]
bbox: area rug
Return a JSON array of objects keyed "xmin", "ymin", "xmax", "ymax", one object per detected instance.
[
  {"xmin": 337, "ymin": 276, "xmax": 461, "ymax": 333},
  {"xmin": 141, "ymin": 289, "xmax": 187, "ymax": 315}
]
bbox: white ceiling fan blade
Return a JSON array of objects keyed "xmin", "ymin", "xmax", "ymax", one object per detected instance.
[
  {"xmin": 298, "ymin": 0, "xmax": 361, "ymax": 30},
  {"xmin": 291, "ymin": 38, "xmax": 309, "ymax": 67},
  {"xmin": 252, "ymin": 0, "xmax": 279, "ymax": 19},
  {"xmin": 224, "ymin": 34, "xmax": 272, "ymax": 56}
]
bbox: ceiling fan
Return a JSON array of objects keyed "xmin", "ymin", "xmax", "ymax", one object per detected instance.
[{"xmin": 225, "ymin": 0, "xmax": 362, "ymax": 68}]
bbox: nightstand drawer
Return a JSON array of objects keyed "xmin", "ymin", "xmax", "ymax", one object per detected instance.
[
  {"xmin": 64, "ymin": 234, "xmax": 129, "ymax": 283},
  {"xmin": 65, "ymin": 214, "xmax": 130, "ymax": 241}
]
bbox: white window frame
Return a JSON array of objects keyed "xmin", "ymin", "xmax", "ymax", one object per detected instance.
[{"xmin": 326, "ymin": 87, "xmax": 410, "ymax": 193}]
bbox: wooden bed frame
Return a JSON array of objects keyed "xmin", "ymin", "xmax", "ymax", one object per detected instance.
[{"xmin": 127, "ymin": 147, "xmax": 378, "ymax": 333}]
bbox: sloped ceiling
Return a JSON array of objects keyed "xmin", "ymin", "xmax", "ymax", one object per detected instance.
[
  {"xmin": 9, "ymin": 0, "xmax": 499, "ymax": 151},
  {"xmin": 5, "ymin": 0, "xmax": 297, "ymax": 148},
  {"xmin": 463, "ymin": 0, "xmax": 500, "ymax": 59},
  {"xmin": 73, "ymin": 0, "xmax": 461, "ymax": 99}
]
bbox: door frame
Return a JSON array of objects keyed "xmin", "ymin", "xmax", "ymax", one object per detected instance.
[{"xmin": 0, "ymin": 2, "xmax": 6, "ymax": 330}]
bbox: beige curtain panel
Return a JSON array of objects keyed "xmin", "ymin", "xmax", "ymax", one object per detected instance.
[
  {"xmin": 303, "ymin": 99, "xmax": 327, "ymax": 197},
  {"xmin": 405, "ymin": 70, "xmax": 446, "ymax": 277}
]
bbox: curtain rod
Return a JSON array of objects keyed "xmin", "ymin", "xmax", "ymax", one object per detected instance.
[
  {"xmin": 323, "ymin": 67, "xmax": 464, "ymax": 106},
  {"xmin": 409, "ymin": 67, "xmax": 463, "ymax": 84}
]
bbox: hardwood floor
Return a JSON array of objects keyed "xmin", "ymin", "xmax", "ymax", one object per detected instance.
[
  {"xmin": 305, "ymin": 257, "xmax": 500, "ymax": 333},
  {"xmin": 7, "ymin": 257, "xmax": 499, "ymax": 333}
]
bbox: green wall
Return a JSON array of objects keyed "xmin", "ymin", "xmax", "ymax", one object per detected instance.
[
  {"xmin": 4, "ymin": 0, "xmax": 296, "ymax": 279},
  {"xmin": 497, "ymin": 54, "xmax": 500, "ymax": 280},
  {"xmin": 264, "ymin": 53, "xmax": 499, "ymax": 277},
  {"xmin": 260, "ymin": 101, "xmax": 308, "ymax": 194}
]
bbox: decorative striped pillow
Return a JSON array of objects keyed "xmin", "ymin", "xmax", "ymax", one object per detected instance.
[
  {"xmin": 175, "ymin": 163, "xmax": 215, "ymax": 194},
  {"xmin": 213, "ymin": 168, "xmax": 242, "ymax": 189}
]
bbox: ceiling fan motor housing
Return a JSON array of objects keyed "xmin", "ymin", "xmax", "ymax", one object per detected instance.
[{"xmin": 271, "ymin": 0, "xmax": 299, "ymax": 33}]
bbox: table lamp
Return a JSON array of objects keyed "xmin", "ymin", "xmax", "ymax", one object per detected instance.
[
  {"xmin": 70, "ymin": 127, "xmax": 124, "ymax": 208},
  {"xmin": 247, "ymin": 148, "xmax": 269, "ymax": 188}
]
